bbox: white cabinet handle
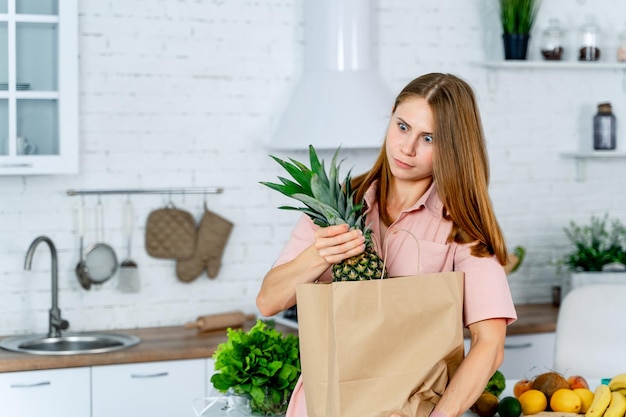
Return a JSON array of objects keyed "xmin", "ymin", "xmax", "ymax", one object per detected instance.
[
  {"xmin": 10, "ymin": 381, "xmax": 51, "ymax": 388},
  {"xmin": 130, "ymin": 372, "xmax": 169, "ymax": 379},
  {"xmin": 504, "ymin": 342, "xmax": 533, "ymax": 349},
  {"xmin": 0, "ymin": 163, "xmax": 33, "ymax": 168}
]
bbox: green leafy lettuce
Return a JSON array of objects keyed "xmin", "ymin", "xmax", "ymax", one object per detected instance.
[{"xmin": 210, "ymin": 320, "xmax": 301, "ymax": 416}]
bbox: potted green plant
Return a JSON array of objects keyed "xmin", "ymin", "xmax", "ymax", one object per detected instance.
[
  {"xmin": 498, "ymin": 0, "xmax": 540, "ymax": 59},
  {"xmin": 560, "ymin": 213, "xmax": 626, "ymax": 297},
  {"xmin": 210, "ymin": 320, "xmax": 301, "ymax": 416}
]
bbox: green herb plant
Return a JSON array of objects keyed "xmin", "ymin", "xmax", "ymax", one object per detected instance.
[
  {"xmin": 561, "ymin": 214, "xmax": 626, "ymax": 272},
  {"xmin": 210, "ymin": 320, "xmax": 301, "ymax": 416},
  {"xmin": 499, "ymin": 0, "xmax": 539, "ymax": 34}
]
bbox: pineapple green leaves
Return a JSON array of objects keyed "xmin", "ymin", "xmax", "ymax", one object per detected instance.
[
  {"xmin": 261, "ymin": 145, "xmax": 386, "ymax": 281},
  {"xmin": 260, "ymin": 145, "xmax": 367, "ymax": 233}
]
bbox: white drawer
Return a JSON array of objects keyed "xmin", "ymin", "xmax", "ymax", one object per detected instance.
[
  {"xmin": 464, "ymin": 332, "xmax": 555, "ymax": 379},
  {"xmin": 92, "ymin": 359, "xmax": 206, "ymax": 417}
]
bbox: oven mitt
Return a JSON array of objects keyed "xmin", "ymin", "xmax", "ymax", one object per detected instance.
[
  {"xmin": 145, "ymin": 207, "xmax": 196, "ymax": 259},
  {"xmin": 176, "ymin": 208, "xmax": 233, "ymax": 282}
]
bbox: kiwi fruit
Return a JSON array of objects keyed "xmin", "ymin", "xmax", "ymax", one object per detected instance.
[{"xmin": 471, "ymin": 391, "xmax": 499, "ymax": 417}]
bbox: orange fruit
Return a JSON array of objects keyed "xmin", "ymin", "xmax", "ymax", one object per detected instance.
[{"xmin": 514, "ymin": 379, "xmax": 534, "ymax": 399}]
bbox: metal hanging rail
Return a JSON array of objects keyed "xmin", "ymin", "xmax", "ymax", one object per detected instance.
[{"xmin": 66, "ymin": 187, "xmax": 223, "ymax": 196}]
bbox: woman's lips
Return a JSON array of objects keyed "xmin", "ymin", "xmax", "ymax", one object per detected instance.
[{"xmin": 393, "ymin": 157, "xmax": 413, "ymax": 169}]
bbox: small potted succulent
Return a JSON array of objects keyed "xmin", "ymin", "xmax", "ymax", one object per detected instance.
[
  {"xmin": 210, "ymin": 320, "xmax": 301, "ymax": 416},
  {"xmin": 560, "ymin": 214, "xmax": 626, "ymax": 297},
  {"xmin": 498, "ymin": 0, "xmax": 540, "ymax": 59}
]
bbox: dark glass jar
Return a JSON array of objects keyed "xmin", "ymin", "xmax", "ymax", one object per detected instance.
[{"xmin": 593, "ymin": 102, "xmax": 616, "ymax": 150}]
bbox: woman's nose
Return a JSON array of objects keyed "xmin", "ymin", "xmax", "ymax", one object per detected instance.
[{"xmin": 400, "ymin": 136, "xmax": 417, "ymax": 156}]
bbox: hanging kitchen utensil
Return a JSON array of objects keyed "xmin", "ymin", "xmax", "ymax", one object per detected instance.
[
  {"xmin": 118, "ymin": 197, "xmax": 140, "ymax": 293},
  {"xmin": 75, "ymin": 198, "xmax": 92, "ymax": 290},
  {"xmin": 145, "ymin": 202, "xmax": 196, "ymax": 259},
  {"xmin": 81, "ymin": 197, "xmax": 118, "ymax": 287},
  {"xmin": 176, "ymin": 201, "xmax": 233, "ymax": 282}
]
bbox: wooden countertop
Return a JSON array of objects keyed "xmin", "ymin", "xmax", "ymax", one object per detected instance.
[
  {"xmin": 0, "ymin": 303, "xmax": 557, "ymax": 373},
  {"xmin": 507, "ymin": 303, "xmax": 559, "ymax": 335},
  {"xmin": 0, "ymin": 323, "xmax": 293, "ymax": 373},
  {"xmin": 463, "ymin": 302, "xmax": 559, "ymax": 338}
]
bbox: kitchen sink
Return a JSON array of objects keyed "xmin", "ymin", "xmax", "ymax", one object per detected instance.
[{"xmin": 0, "ymin": 332, "xmax": 140, "ymax": 355}]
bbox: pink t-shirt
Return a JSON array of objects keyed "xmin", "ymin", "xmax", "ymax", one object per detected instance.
[{"xmin": 273, "ymin": 182, "xmax": 517, "ymax": 417}]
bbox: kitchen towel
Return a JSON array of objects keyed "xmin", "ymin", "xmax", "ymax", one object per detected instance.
[
  {"xmin": 145, "ymin": 207, "xmax": 196, "ymax": 259},
  {"xmin": 296, "ymin": 271, "xmax": 464, "ymax": 417},
  {"xmin": 176, "ymin": 207, "xmax": 234, "ymax": 282}
]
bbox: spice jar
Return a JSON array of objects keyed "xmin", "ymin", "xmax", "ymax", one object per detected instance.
[
  {"xmin": 593, "ymin": 102, "xmax": 616, "ymax": 150},
  {"xmin": 541, "ymin": 18, "xmax": 564, "ymax": 60},
  {"xmin": 579, "ymin": 15, "xmax": 601, "ymax": 61},
  {"xmin": 618, "ymin": 24, "xmax": 626, "ymax": 62}
]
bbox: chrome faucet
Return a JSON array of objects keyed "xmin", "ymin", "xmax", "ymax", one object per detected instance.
[{"xmin": 24, "ymin": 236, "xmax": 70, "ymax": 338}]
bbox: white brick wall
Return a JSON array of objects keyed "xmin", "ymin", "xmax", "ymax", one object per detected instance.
[{"xmin": 1, "ymin": 0, "xmax": 625, "ymax": 335}]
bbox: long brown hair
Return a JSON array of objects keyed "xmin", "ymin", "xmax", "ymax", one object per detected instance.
[{"xmin": 352, "ymin": 73, "xmax": 508, "ymax": 264}]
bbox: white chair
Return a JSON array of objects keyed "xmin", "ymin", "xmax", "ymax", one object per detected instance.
[{"xmin": 553, "ymin": 284, "xmax": 626, "ymax": 378}]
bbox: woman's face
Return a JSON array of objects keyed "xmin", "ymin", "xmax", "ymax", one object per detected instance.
[{"xmin": 385, "ymin": 96, "xmax": 434, "ymax": 183}]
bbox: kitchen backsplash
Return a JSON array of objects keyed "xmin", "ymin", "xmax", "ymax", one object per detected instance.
[{"xmin": 1, "ymin": 0, "xmax": 626, "ymax": 335}]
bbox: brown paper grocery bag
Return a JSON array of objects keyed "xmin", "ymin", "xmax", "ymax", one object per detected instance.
[{"xmin": 296, "ymin": 271, "xmax": 464, "ymax": 417}]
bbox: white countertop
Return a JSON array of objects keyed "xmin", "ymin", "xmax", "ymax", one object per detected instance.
[{"xmin": 194, "ymin": 379, "xmax": 604, "ymax": 416}]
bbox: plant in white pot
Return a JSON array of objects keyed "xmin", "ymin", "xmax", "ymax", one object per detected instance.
[{"xmin": 560, "ymin": 214, "xmax": 626, "ymax": 296}]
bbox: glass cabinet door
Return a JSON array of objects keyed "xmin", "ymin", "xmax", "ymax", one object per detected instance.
[
  {"xmin": 15, "ymin": 21, "xmax": 58, "ymax": 156},
  {"xmin": 16, "ymin": 0, "xmax": 57, "ymax": 15},
  {"xmin": 16, "ymin": 22, "xmax": 58, "ymax": 91},
  {"xmin": 17, "ymin": 99, "xmax": 58, "ymax": 155},
  {"xmin": 0, "ymin": 99, "xmax": 7, "ymax": 155},
  {"xmin": 0, "ymin": 0, "xmax": 77, "ymax": 174},
  {"xmin": 0, "ymin": 21, "xmax": 6, "ymax": 156}
]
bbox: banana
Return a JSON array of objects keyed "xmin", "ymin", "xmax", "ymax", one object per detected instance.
[
  {"xmin": 615, "ymin": 388, "xmax": 626, "ymax": 397},
  {"xmin": 586, "ymin": 384, "xmax": 612, "ymax": 417},
  {"xmin": 609, "ymin": 374, "xmax": 626, "ymax": 392},
  {"xmin": 604, "ymin": 391, "xmax": 626, "ymax": 417}
]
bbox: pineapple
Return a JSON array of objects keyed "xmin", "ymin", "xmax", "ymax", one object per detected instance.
[{"xmin": 261, "ymin": 145, "xmax": 386, "ymax": 282}]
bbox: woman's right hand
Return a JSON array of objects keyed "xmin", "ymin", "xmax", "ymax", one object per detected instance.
[
  {"xmin": 313, "ymin": 223, "xmax": 366, "ymax": 265},
  {"xmin": 257, "ymin": 223, "xmax": 365, "ymax": 317}
]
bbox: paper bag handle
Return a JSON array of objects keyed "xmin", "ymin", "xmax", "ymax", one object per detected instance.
[{"xmin": 381, "ymin": 227, "xmax": 421, "ymax": 275}]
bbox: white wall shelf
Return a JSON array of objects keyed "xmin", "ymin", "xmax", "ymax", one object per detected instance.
[
  {"xmin": 560, "ymin": 151, "xmax": 626, "ymax": 181},
  {"xmin": 475, "ymin": 60, "xmax": 626, "ymax": 92},
  {"xmin": 479, "ymin": 60, "xmax": 626, "ymax": 70}
]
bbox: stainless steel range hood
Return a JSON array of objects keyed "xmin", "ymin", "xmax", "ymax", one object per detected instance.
[{"xmin": 267, "ymin": 0, "xmax": 392, "ymax": 150}]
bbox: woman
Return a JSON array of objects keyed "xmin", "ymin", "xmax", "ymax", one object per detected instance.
[{"xmin": 257, "ymin": 73, "xmax": 517, "ymax": 417}]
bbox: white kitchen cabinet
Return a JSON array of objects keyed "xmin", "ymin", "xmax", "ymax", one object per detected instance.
[
  {"xmin": 0, "ymin": 0, "xmax": 78, "ymax": 174},
  {"xmin": 0, "ymin": 367, "xmax": 90, "ymax": 417},
  {"xmin": 465, "ymin": 332, "xmax": 555, "ymax": 379},
  {"xmin": 91, "ymin": 358, "xmax": 207, "ymax": 417}
]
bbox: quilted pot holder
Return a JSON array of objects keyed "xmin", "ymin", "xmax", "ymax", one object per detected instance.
[{"xmin": 145, "ymin": 207, "xmax": 196, "ymax": 259}]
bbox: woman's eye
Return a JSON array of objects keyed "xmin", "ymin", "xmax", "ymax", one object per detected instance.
[
  {"xmin": 424, "ymin": 135, "xmax": 433, "ymax": 143},
  {"xmin": 398, "ymin": 122, "xmax": 408, "ymax": 132}
]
